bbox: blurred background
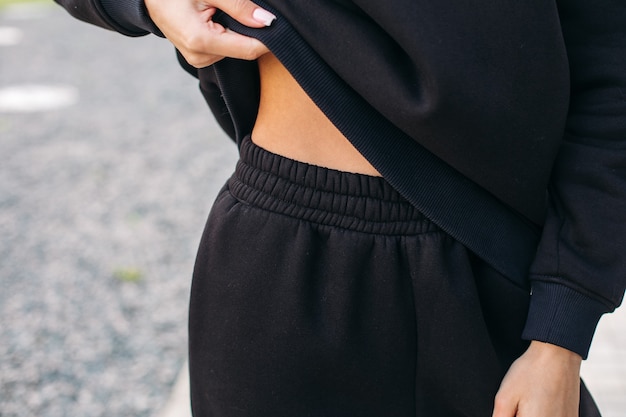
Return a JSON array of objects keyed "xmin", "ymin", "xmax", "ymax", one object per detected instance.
[
  {"xmin": 1, "ymin": 1, "xmax": 236, "ymax": 415},
  {"xmin": 0, "ymin": 1, "xmax": 624, "ymax": 417}
]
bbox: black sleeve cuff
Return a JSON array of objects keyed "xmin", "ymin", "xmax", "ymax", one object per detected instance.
[
  {"xmin": 521, "ymin": 280, "xmax": 607, "ymax": 359},
  {"xmin": 100, "ymin": 0, "xmax": 164, "ymax": 37}
]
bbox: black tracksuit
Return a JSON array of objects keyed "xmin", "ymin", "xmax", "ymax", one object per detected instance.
[{"xmin": 54, "ymin": 0, "xmax": 626, "ymax": 415}]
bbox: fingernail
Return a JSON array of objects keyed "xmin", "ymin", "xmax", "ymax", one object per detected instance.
[{"xmin": 253, "ymin": 8, "xmax": 276, "ymax": 26}]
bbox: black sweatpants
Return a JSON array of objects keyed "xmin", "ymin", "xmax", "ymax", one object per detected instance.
[{"xmin": 189, "ymin": 136, "xmax": 600, "ymax": 417}]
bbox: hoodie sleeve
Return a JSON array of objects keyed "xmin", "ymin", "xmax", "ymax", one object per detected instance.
[
  {"xmin": 522, "ymin": 0, "xmax": 626, "ymax": 359},
  {"xmin": 54, "ymin": 0, "xmax": 163, "ymax": 37}
]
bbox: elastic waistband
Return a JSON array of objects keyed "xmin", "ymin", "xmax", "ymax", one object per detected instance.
[{"xmin": 228, "ymin": 136, "xmax": 439, "ymax": 235}]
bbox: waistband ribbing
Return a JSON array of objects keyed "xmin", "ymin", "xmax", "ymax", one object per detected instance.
[{"xmin": 228, "ymin": 136, "xmax": 439, "ymax": 235}]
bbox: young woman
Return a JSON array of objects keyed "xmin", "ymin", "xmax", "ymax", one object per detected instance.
[{"xmin": 55, "ymin": 0, "xmax": 626, "ymax": 415}]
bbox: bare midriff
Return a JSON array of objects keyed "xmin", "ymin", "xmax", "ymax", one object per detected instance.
[{"xmin": 251, "ymin": 53, "xmax": 381, "ymax": 177}]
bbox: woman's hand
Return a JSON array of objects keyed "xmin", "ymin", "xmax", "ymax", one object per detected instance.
[
  {"xmin": 144, "ymin": 0, "xmax": 274, "ymax": 68},
  {"xmin": 493, "ymin": 341, "xmax": 582, "ymax": 417}
]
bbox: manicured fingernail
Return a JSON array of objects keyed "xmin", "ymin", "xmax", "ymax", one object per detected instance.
[{"xmin": 253, "ymin": 8, "xmax": 276, "ymax": 26}]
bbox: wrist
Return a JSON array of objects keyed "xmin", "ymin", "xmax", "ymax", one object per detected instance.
[{"xmin": 528, "ymin": 340, "xmax": 583, "ymax": 366}]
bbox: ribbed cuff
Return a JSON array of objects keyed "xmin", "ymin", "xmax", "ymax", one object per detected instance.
[
  {"xmin": 522, "ymin": 280, "xmax": 607, "ymax": 359},
  {"xmin": 100, "ymin": 0, "xmax": 164, "ymax": 37}
]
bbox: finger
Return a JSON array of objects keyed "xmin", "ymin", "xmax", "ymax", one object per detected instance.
[
  {"xmin": 179, "ymin": 50, "xmax": 222, "ymax": 69},
  {"xmin": 209, "ymin": 26, "xmax": 269, "ymax": 60},
  {"xmin": 190, "ymin": 20, "xmax": 269, "ymax": 59},
  {"xmin": 182, "ymin": 24, "xmax": 269, "ymax": 67},
  {"xmin": 210, "ymin": 0, "xmax": 276, "ymax": 27}
]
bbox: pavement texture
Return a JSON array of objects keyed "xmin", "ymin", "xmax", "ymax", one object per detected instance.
[
  {"xmin": 1, "ymin": 3, "xmax": 624, "ymax": 417},
  {"xmin": 1, "ymin": 3, "xmax": 236, "ymax": 416}
]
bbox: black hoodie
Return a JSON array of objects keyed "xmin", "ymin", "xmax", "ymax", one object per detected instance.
[{"xmin": 54, "ymin": 0, "xmax": 626, "ymax": 358}]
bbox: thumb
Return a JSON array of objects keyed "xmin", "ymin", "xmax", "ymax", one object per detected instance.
[{"xmin": 212, "ymin": 0, "xmax": 276, "ymax": 27}]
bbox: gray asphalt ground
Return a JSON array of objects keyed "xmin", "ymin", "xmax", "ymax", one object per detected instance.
[
  {"xmin": 1, "ymin": 2, "xmax": 236, "ymax": 416},
  {"xmin": 1, "ymin": 3, "xmax": 624, "ymax": 417}
]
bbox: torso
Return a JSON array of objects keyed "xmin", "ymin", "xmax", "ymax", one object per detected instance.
[{"xmin": 251, "ymin": 53, "xmax": 381, "ymax": 177}]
